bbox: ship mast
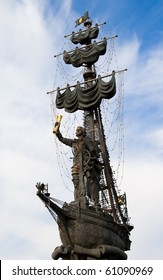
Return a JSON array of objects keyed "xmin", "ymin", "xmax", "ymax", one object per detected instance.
[
  {"xmin": 76, "ymin": 16, "xmax": 125, "ymax": 224},
  {"xmin": 82, "ymin": 17, "xmax": 95, "ymax": 142}
]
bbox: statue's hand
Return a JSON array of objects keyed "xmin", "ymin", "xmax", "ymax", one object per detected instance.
[
  {"xmin": 53, "ymin": 122, "xmax": 60, "ymax": 134},
  {"xmin": 53, "ymin": 114, "xmax": 62, "ymax": 134}
]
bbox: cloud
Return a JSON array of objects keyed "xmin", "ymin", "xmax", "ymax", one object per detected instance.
[
  {"xmin": 111, "ymin": 36, "xmax": 163, "ymax": 159},
  {"xmin": 123, "ymin": 158, "xmax": 163, "ymax": 259},
  {"xmin": 0, "ymin": 0, "xmax": 73, "ymax": 259},
  {"xmin": 100, "ymin": 35, "xmax": 163, "ymax": 259},
  {"xmin": 112, "ymin": 37, "xmax": 163, "ymax": 259}
]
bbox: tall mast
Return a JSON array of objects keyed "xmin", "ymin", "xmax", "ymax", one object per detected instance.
[
  {"xmin": 80, "ymin": 16, "xmax": 123, "ymax": 223},
  {"xmin": 82, "ymin": 17, "xmax": 96, "ymax": 142}
]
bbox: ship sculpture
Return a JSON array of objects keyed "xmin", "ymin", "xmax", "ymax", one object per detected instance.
[{"xmin": 36, "ymin": 12, "xmax": 133, "ymax": 260}]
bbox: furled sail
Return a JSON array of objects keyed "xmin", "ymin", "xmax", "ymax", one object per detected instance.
[
  {"xmin": 56, "ymin": 73, "xmax": 116, "ymax": 113},
  {"xmin": 63, "ymin": 39, "xmax": 107, "ymax": 67},
  {"xmin": 70, "ymin": 25, "xmax": 99, "ymax": 45}
]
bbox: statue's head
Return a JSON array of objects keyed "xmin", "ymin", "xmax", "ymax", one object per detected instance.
[{"xmin": 76, "ymin": 126, "xmax": 86, "ymax": 137}]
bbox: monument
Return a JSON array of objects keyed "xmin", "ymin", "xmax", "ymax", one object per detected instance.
[{"xmin": 36, "ymin": 12, "xmax": 133, "ymax": 260}]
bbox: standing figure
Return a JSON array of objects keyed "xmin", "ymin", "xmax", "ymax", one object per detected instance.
[{"xmin": 55, "ymin": 126, "xmax": 102, "ymax": 204}]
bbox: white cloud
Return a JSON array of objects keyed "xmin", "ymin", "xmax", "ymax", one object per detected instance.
[
  {"xmin": 112, "ymin": 36, "xmax": 163, "ymax": 259},
  {"xmin": 116, "ymin": 36, "xmax": 163, "ymax": 98},
  {"xmin": 113, "ymin": 36, "xmax": 163, "ymax": 158},
  {"xmin": 123, "ymin": 158, "xmax": 163, "ymax": 259},
  {"xmin": 0, "ymin": 0, "xmax": 73, "ymax": 259},
  {"xmin": 101, "ymin": 34, "xmax": 163, "ymax": 259}
]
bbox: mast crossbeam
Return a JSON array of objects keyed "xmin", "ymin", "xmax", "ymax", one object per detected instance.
[
  {"xmin": 54, "ymin": 35, "xmax": 118, "ymax": 58},
  {"xmin": 64, "ymin": 22, "xmax": 106, "ymax": 38},
  {"xmin": 47, "ymin": 69, "xmax": 127, "ymax": 94}
]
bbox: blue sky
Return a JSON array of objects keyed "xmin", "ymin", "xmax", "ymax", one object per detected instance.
[
  {"xmin": 0, "ymin": 0, "xmax": 163, "ymax": 260},
  {"xmin": 73, "ymin": 0, "xmax": 163, "ymax": 47}
]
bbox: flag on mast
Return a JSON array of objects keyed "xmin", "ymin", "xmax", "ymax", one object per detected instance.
[
  {"xmin": 75, "ymin": 11, "xmax": 89, "ymax": 27},
  {"xmin": 118, "ymin": 193, "xmax": 126, "ymax": 206}
]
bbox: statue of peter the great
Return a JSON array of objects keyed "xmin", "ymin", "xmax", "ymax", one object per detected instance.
[{"xmin": 55, "ymin": 125, "xmax": 102, "ymax": 205}]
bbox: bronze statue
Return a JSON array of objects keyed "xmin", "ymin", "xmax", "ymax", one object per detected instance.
[{"xmin": 55, "ymin": 126, "xmax": 102, "ymax": 205}]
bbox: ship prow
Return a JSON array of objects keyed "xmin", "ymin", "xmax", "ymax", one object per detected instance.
[{"xmin": 36, "ymin": 183, "xmax": 133, "ymax": 260}]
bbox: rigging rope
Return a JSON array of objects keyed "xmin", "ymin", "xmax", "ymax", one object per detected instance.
[{"xmin": 49, "ymin": 26, "xmax": 126, "ymax": 208}]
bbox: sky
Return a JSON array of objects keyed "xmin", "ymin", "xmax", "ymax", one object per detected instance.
[{"xmin": 0, "ymin": 0, "xmax": 163, "ymax": 260}]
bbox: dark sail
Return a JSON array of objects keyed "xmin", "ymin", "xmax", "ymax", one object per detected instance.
[
  {"xmin": 71, "ymin": 25, "xmax": 99, "ymax": 45},
  {"xmin": 56, "ymin": 74, "xmax": 116, "ymax": 113},
  {"xmin": 63, "ymin": 39, "xmax": 107, "ymax": 67}
]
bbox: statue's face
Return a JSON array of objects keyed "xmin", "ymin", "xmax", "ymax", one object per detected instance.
[{"xmin": 76, "ymin": 126, "xmax": 84, "ymax": 137}]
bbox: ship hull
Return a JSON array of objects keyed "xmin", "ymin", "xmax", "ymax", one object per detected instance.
[
  {"xmin": 57, "ymin": 201, "xmax": 131, "ymax": 256},
  {"xmin": 37, "ymin": 192, "xmax": 132, "ymax": 259},
  {"xmin": 59, "ymin": 217, "xmax": 126, "ymax": 250}
]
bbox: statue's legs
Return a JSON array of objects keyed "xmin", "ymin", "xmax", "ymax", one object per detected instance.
[{"xmin": 72, "ymin": 174, "xmax": 79, "ymax": 200}]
